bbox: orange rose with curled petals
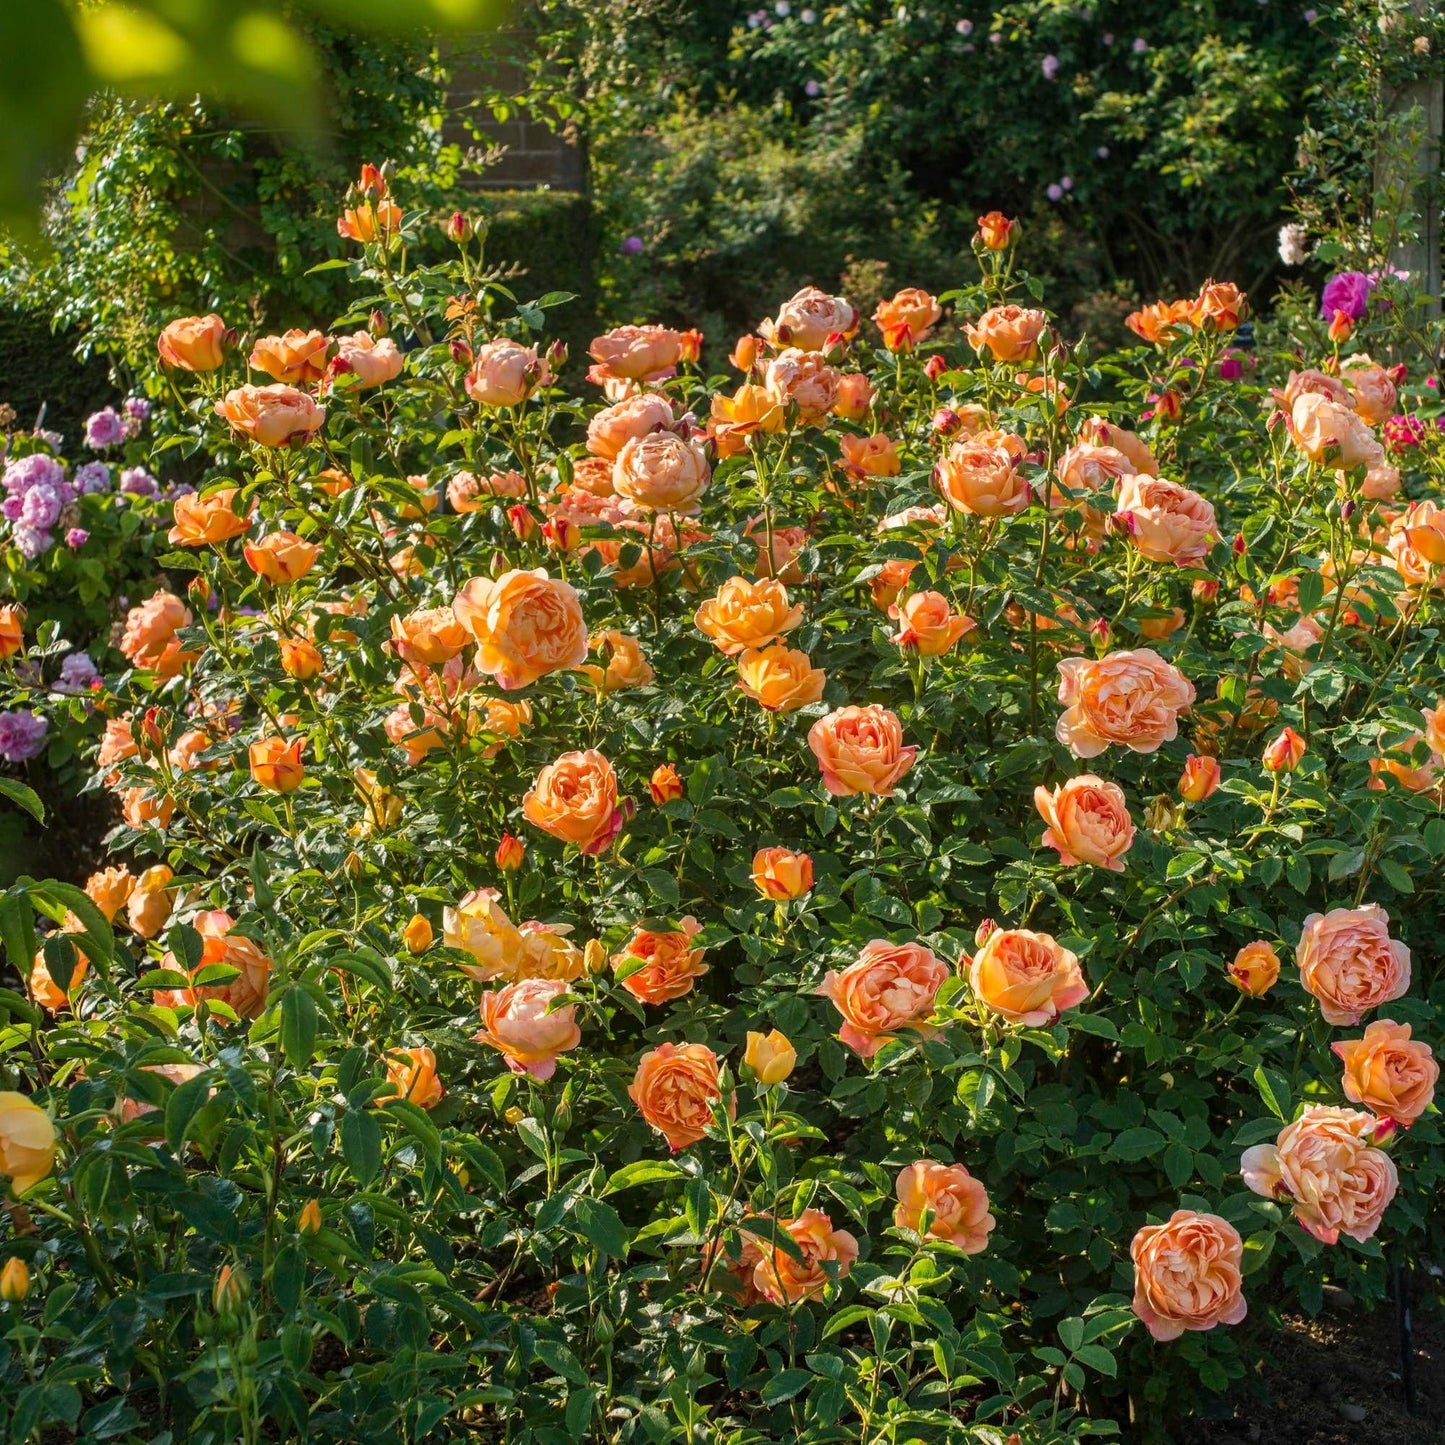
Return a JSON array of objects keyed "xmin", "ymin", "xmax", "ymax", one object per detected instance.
[
  {"xmin": 751, "ymin": 1210, "xmax": 859, "ymax": 1305},
  {"xmin": 1033, "ymin": 775, "xmax": 1135, "ymax": 872},
  {"xmin": 936, "ymin": 440, "xmax": 1031, "ymax": 517},
  {"xmin": 709, "ymin": 383, "xmax": 785, "ymax": 457},
  {"xmin": 337, "ymin": 194, "xmax": 401, "ymax": 244},
  {"xmin": 248, "ymin": 736, "xmax": 305, "ymax": 793},
  {"xmin": 874, "ymin": 288, "xmax": 942, "ymax": 351},
  {"xmin": 120, "ymin": 591, "xmax": 199, "ymax": 678},
  {"xmin": 1423, "ymin": 700, "xmax": 1445, "ymax": 757},
  {"xmin": 443, "ymin": 887, "xmax": 524, "ymax": 982},
  {"xmin": 215, "ymin": 384, "xmax": 326, "ymax": 447},
  {"xmin": 751, "ymin": 848, "xmax": 813, "ymax": 900},
  {"xmin": 280, "ymin": 637, "xmax": 323, "ymax": 680},
  {"xmin": 964, "ymin": 304, "xmax": 1047, "ymax": 361},
  {"xmin": 244, "ymin": 531, "xmax": 319, "ymax": 584},
  {"xmin": 1125, "ymin": 299, "xmax": 1197, "ymax": 344},
  {"xmin": 1228, "ymin": 941, "xmax": 1280, "ymax": 998},
  {"xmin": 127, "ymin": 865, "xmax": 175, "ymax": 938},
  {"xmin": 577, "ymin": 630, "xmax": 654, "ymax": 694},
  {"xmin": 475, "ymin": 978, "xmax": 581, "ymax": 1080},
  {"xmin": 629, "ymin": 1041, "xmax": 725, "ymax": 1151},
  {"xmin": 1080, "ymin": 417, "xmax": 1159, "ymax": 477},
  {"xmin": 764, "ymin": 349, "xmax": 841, "ymax": 420},
  {"xmin": 465, "ymin": 339, "xmax": 547, "ymax": 408},
  {"xmin": 158, "ymin": 313, "xmax": 228, "ymax": 371},
  {"xmin": 839, "ymin": 433, "xmax": 901, "ymax": 480},
  {"xmin": 587, "ymin": 325, "xmax": 688, "ymax": 382},
  {"xmin": 1368, "ymin": 732, "xmax": 1440, "ymax": 794},
  {"xmin": 1055, "ymin": 649, "xmax": 1195, "ymax": 757},
  {"xmin": 85, "ymin": 866, "xmax": 135, "ymax": 924},
  {"xmin": 522, "ymin": 750, "xmax": 628, "ymax": 855},
  {"xmin": 1289, "ymin": 392, "xmax": 1383, "ymax": 471},
  {"xmin": 808, "ymin": 704, "xmax": 917, "ymax": 797},
  {"xmin": 817, "ymin": 939, "xmax": 947, "ymax": 1058},
  {"xmin": 586, "ymin": 393, "xmax": 675, "ymax": 460},
  {"xmin": 249, "ymin": 329, "xmax": 330, "ymax": 384},
  {"xmin": 159, "ymin": 910, "xmax": 271, "ymax": 1021},
  {"xmin": 1130, "ymin": 1211, "xmax": 1247, "ymax": 1341},
  {"xmin": 331, "ymin": 331, "xmax": 403, "ymax": 388},
  {"xmin": 1387, "ymin": 500, "xmax": 1445, "ymax": 588},
  {"xmin": 892, "ymin": 592, "xmax": 974, "ymax": 657},
  {"xmin": 1115, "ymin": 475, "xmax": 1218, "ymax": 566},
  {"xmin": 894, "ymin": 1161, "xmax": 995, "ymax": 1254},
  {"xmin": 168, "ymin": 488, "xmax": 252, "ymax": 546},
  {"xmin": 1297, "ymin": 904, "xmax": 1410, "ymax": 1026},
  {"xmin": 736, "ymin": 644, "xmax": 825, "ymax": 712},
  {"xmin": 648, "ymin": 763, "xmax": 683, "ymax": 804},
  {"xmin": 968, "ymin": 927, "xmax": 1087, "ymax": 1027},
  {"xmin": 382, "ymin": 1046, "xmax": 444, "ymax": 1109},
  {"xmin": 1334, "ymin": 1019, "xmax": 1438, "ymax": 1126},
  {"xmin": 612, "ymin": 917, "xmax": 708, "ymax": 1004},
  {"xmin": 612, "ymin": 432, "xmax": 711, "ymax": 512},
  {"xmin": 1342, "ymin": 358, "xmax": 1397, "ymax": 426},
  {"xmin": 831, "ymin": 372, "xmax": 875, "ymax": 421},
  {"xmin": 759, "ymin": 286, "xmax": 858, "ymax": 351},
  {"xmin": 694, "ymin": 577, "xmax": 803, "ymax": 656},
  {"xmin": 1194, "ymin": 280, "xmax": 1248, "ymax": 330},
  {"xmin": 453, "ymin": 568, "xmax": 588, "ymax": 691},
  {"xmin": 389, "ymin": 608, "xmax": 468, "ymax": 669}
]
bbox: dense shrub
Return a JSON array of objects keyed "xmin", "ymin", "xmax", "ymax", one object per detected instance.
[{"xmin": 0, "ymin": 168, "xmax": 1442, "ymax": 1445}]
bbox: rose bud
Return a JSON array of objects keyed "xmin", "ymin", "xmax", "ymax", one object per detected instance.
[
  {"xmin": 923, "ymin": 354, "xmax": 949, "ymax": 382},
  {"xmin": 450, "ymin": 338, "xmax": 473, "ymax": 367},
  {"xmin": 649, "ymin": 763, "xmax": 684, "ymax": 804},
  {"xmin": 1192, "ymin": 577, "xmax": 1220, "ymax": 604},
  {"xmin": 495, "ymin": 833, "xmax": 525, "ymax": 872},
  {"xmin": 545, "ymin": 339, "xmax": 569, "ymax": 373},
  {"xmin": 1232, "ymin": 532, "xmax": 1247, "ymax": 557},
  {"xmin": 279, "ymin": 637, "xmax": 324, "ymax": 680},
  {"xmin": 1262, "ymin": 726, "xmax": 1307, "ymax": 773},
  {"xmin": 213, "ymin": 1264, "xmax": 249, "ymax": 1320},
  {"xmin": 188, "ymin": 577, "xmax": 212, "ymax": 607},
  {"xmin": 1154, "ymin": 390, "xmax": 1182, "ymax": 422},
  {"xmin": 1089, "ymin": 618, "xmax": 1110, "ymax": 652},
  {"xmin": 974, "ymin": 917, "xmax": 997, "ymax": 948},
  {"xmin": 298, "ymin": 1199, "xmax": 323, "ymax": 1235},
  {"xmin": 446, "ymin": 211, "xmax": 473, "ymax": 243},
  {"xmin": 507, "ymin": 504, "xmax": 538, "ymax": 542},
  {"xmin": 0, "ymin": 1257, "xmax": 30, "ymax": 1302},
  {"xmin": 932, "ymin": 406, "xmax": 963, "ymax": 437},
  {"xmin": 744, "ymin": 1028, "xmax": 797, "ymax": 1086},
  {"xmin": 370, "ymin": 310, "xmax": 389, "ymax": 338},
  {"xmin": 1179, "ymin": 754, "xmax": 1221, "ymax": 802},
  {"xmin": 1229, "ymin": 941, "xmax": 1281, "ymax": 998},
  {"xmin": 584, "ymin": 939, "xmax": 607, "ymax": 975},
  {"xmin": 542, "ymin": 518, "xmax": 578, "ymax": 553},
  {"xmin": 248, "ymin": 735, "xmax": 305, "ymax": 793},
  {"xmin": 730, "ymin": 334, "xmax": 760, "ymax": 372},
  {"xmin": 402, "ymin": 913, "xmax": 433, "ymax": 955},
  {"xmin": 976, "ymin": 210, "xmax": 1016, "ymax": 251},
  {"xmin": 1340, "ymin": 498, "xmax": 1357, "ymax": 523},
  {"xmin": 1328, "ymin": 309, "xmax": 1354, "ymax": 343},
  {"xmin": 751, "ymin": 847, "xmax": 814, "ymax": 900}
]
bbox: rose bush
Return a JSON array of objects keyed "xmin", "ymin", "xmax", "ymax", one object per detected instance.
[{"xmin": 0, "ymin": 172, "xmax": 1441, "ymax": 1444}]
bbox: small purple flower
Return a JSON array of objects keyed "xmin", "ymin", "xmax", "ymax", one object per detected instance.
[
  {"xmin": 12, "ymin": 526, "xmax": 52, "ymax": 559},
  {"xmin": 54, "ymin": 652, "xmax": 99, "ymax": 693},
  {"xmin": 119, "ymin": 466, "xmax": 159, "ymax": 498},
  {"xmin": 800, "ymin": 6, "xmax": 815, "ymax": 20},
  {"xmin": 1132, "ymin": 37, "xmax": 1148, "ymax": 52},
  {"xmin": 124, "ymin": 396, "xmax": 151, "ymax": 421},
  {"xmin": 3, "ymin": 453, "xmax": 64, "ymax": 496},
  {"xmin": 1304, "ymin": 8, "xmax": 1317, "ymax": 20},
  {"xmin": 620, "ymin": 236, "xmax": 644, "ymax": 255},
  {"xmin": 804, "ymin": 78, "xmax": 821, "ymax": 96},
  {"xmin": 1060, "ymin": 176, "xmax": 1074, "ymax": 191},
  {"xmin": 989, "ymin": 31, "xmax": 1002, "ymax": 43},
  {"xmin": 84, "ymin": 408, "xmax": 125, "ymax": 450},
  {"xmin": 0, "ymin": 710, "xmax": 48, "ymax": 762},
  {"xmin": 65, "ymin": 527, "xmax": 90, "ymax": 549},
  {"xmin": 955, "ymin": 18, "xmax": 973, "ymax": 34},
  {"xmin": 1218, "ymin": 354, "xmax": 1244, "ymax": 381},
  {"xmin": 73, "ymin": 461, "xmax": 111, "ymax": 494},
  {"xmin": 19, "ymin": 484, "xmax": 62, "ymax": 530},
  {"xmin": 1041, "ymin": 54, "xmax": 1060, "ymax": 79},
  {"xmin": 1047, "ymin": 183, "xmax": 1064, "ymax": 202},
  {"xmin": 1320, "ymin": 271, "xmax": 1375, "ymax": 321}
]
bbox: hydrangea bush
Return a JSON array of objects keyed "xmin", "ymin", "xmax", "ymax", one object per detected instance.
[{"xmin": 0, "ymin": 171, "xmax": 1442, "ymax": 1444}]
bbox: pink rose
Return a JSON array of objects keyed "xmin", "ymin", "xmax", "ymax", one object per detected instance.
[
  {"xmin": 1130, "ymin": 1210, "xmax": 1247, "ymax": 1341},
  {"xmin": 474, "ymin": 977, "xmax": 581, "ymax": 1080},
  {"xmin": 817, "ymin": 939, "xmax": 947, "ymax": 1058},
  {"xmin": 1033, "ymin": 774, "xmax": 1135, "ymax": 871},
  {"xmin": 1297, "ymin": 903, "xmax": 1410, "ymax": 1025}
]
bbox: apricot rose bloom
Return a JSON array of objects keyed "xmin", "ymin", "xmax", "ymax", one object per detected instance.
[
  {"xmin": 382, "ymin": 1047, "xmax": 445, "ymax": 1109},
  {"xmin": 444, "ymin": 887, "xmax": 525, "ymax": 981},
  {"xmin": 587, "ymin": 392, "xmax": 675, "ymax": 460},
  {"xmin": 215, "ymin": 384, "xmax": 326, "ymax": 447},
  {"xmin": 964, "ymin": 304, "xmax": 1047, "ymax": 361},
  {"xmin": 244, "ymin": 531, "xmax": 319, "ymax": 584},
  {"xmin": 893, "ymin": 1161, "xmax": 996, "ymax": 1254},
  {"xmin": 1194, "ymin": 280, "xmax": 1248, "ymax": 330},
  {"xmin": 588, "ymin": 324, "xmax": 689, "ymax": 383},
  {"xmin": 935, "ymin": 439, "xmax": 1031, "ymax": 517},
  {"xmin": 1055, "ymin": 649, "xmax": 1195, "ymax": 757},
  {"xmin": 464, "ymin": 339, "xmax": 547, "ymax": 408},
  {"xmin": 709, "ymin": 384, "xmax": 785, "ymax": 457},
  {"xmin": 817, "ymin": 939, "xmax": 948, "ymax": 1058},
  {"xmin": 249, "ymin": 329, "xmax": 330, "ymax": 385},
  {"xmin": 1297, "ymin": 904, "xmax": 1410, "ymax": 1025},
  {"xmin": 1242, "ymin": 1105, "xmax": 1397, "ymax": 1245},
  {"xmin": 1033, "ymin": 775, "xmax": 1135, "ymax": 871},
  {"xmin": 612, "ymin": 917, "xmax": 708, "ymax": 1004},
  {"xmin": 1125, "ymin": 299, "xmax": 1198, "ymax": 344},
  {"xmin": 744, "ymin": 1029, "xmax": 797, "ymax": 1085},
  {"xmin": 892, "ymin": 591, "xmax": 974, "ymax": 656},
  {"xmin": 629, "ymin": 1041, "xmax": 725, "ymax": 1151},
  {"xmin": 475, "ymin": 978, "xmax": 581, "ymax": 1080},
  {"xmin": 85, "ymin": 865, "xmax": 135, "ymax": 924},
  {"xmin": 969, "ymin": 927, "xmax": 1087, "ymax": 1027},
  {"xmin": 0, "ymin": 1093, "xmax": 57, "ymax": 1196},
  {"xmin": 765, "ymin": 348, "xmax": 841, "ymax": 420},
  {"xmin": 453, "ymin": 568, "xmax": 588, "ymax": 690},
  {"xmin": 1342, "ymin": 356, "xmax": 1397, "ymax": 426},
  {"xmin": 1289, "ymin": 392, "xmax": 1383, "ymax": 471},
  {"xmin": 694, "ymin": 576, "xmax": 803, "ymax": 656},
  {"xmin": 168, "ymin": 488, "xmax": 253, "ymax": 547},
  {"xmin": 807, "ymin": 704, "xmax": 917, "ymax": 797},
  {"xmin": 1228, "ymin": 941, "xmax": 1280, "ymax": 998},
  {"xmin": 874, "ymin": 288, "xmax": 942, "ymax": 350},
  {"xmin": 1130, "ymin": 1210, "xmax": 1247, "ymax": 1342},
  {"xmin": 119, "ymin": 590, "xmax": 198, "ymax": 678},
  {"xmin": 522, "ymin": 749, "xmax": 628, "ymax": 855},
  {"xmin": 127, "ymin": 864, "xmax": 176, "ymax": 938},
  {"xmin": 0, "ymin": 604, "xmax": 22, "ymax": 658},
  {"xmin": 750, "ymin": 847, "xmax": 813, "ymax": 901},
  {"xmin": 578, "ymin": 630, "xmax": 654, "ymax": 693},
  {"xmin": 759, "ymin": 286, "xmax": 858, "ymax": 351},
  {"xmin": 390, "ymin": 607, "xmax": 469, "ymax": 668},
  {"xmin": 1114, "ymin": 475, "xmax": 1218, "ymax": 566},
  {"xmin": 751, "ymin": 1210, "xmax": 859, "ymax": 1305},
  {"xmin": 839, "ymin": 433, "xmax": 901, "ymax": 480},
  {"xmin": 1333, "ymin": 1019, "xmax": 1438, "ymax": 1127},
  {"xmin": 332, "ymin": 331, "xmax": 404, "ymax": 388},
  {"xmin": 248, "ymin": 736, "xmax": 305, "ymax": 793},
  {"xmin": 612, "ymin": 432, "xmax": 711, "ymax": 512},
  {"xmin": 736, "ymin": 644, "xmax": 826, "ymax": 712},
  {"xmin": 158, "ymin": 313, "xmax": 228, "ymax": 371},
  {"xmin": 158, "ymin": 911, "xmax": 272, "ymax": 1021}
]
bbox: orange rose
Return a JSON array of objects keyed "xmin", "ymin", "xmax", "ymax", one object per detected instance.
[
  {"xmin": 382, "ymin": 1046, "xmax": 445, "ymax": 1109},
  {"xmin": 522, "ymin": 749, "xmax": 628, "ymax": 855},
  {"xmin": 244, "ymin": 530, "xmax": 319, "ymax": 584},
  {"xmin": 1228, "ymin": 941, "xmax": 1280, "ymax": 998},
  {"xmin": 1114, "ymin": 476, "xmax": 1218, "ymax": 566},
  {"xmin": 453, "ymin": 568, "xmax": 588, "ymax": 690},
  {"xmin": 894, "ymin": 1161, "xmax": 995, "ymax": 1254},
  {"xmin": 975, "ymin": 211, "xmax": 1016, "ymax": 250},
  {"xmin": 839, "ymin": 433, "xmax": 901, "ymax": 480},
  {"xmin": 279, "ymin": 637, "xmax": 324, "ymax": 680},
  {"xmin": 750, "ymin": 847, "xmax": 813, "ymax": 900},
  {"xmin": 1130, "ymin": 1210, "xmax": 1247, "ymax": 1341},
  {"xmin": 390, "ymin": 607, "xmax": 469, "ymax": 668},
  {"xmin": 328, "ymin": 330, "xmax": 402, "ymax": 388},
  {"xmin": 935, "ymin": 439, "xmax": 1031, "ymax": 517},
  {"xmin": 1049, "ymin": 443, "xmax": 1135, "ymax": 535},
  {"xmin": 1055, "ymin": 649, "xmax": 1195, "ymax": 757},
  {"xmin": 964, "ymin": 304, "xmax": 1047, "ymax": 362},
  {"xmin": 1424, "ymin": 699, "xmax": 1445, "ymax": 757},
  {"xmin": 85, "ymin": 865, "xmax": 135, "ymax": 923},
  {"xmin": 831, "ymin": 372, "xmax": 875, "ymax": 421},
  {"xmin": 612, "ymin": 916, "xmax": 708, "ymax": 1004},
  {"xmin": 759, "ymin": 286, "xmax": 858, "ymax": 351},
  {"xmin": 443, "ymin": 887, "xmax": 524, "ymax": 982},
  {"xmin": 586, "ymin": 393, "xmax": 675, "ymax": 460},
  {"xmin": 648, "ymin": 763, "xmax": 684, "ymax": 804},
  {"xmin": 1289, "ymin": 392, "xmax": 1383, "ymax": 471},
  {"xmin": 1297, "ymin": 904, "xmax": 1410, "ymax": 1025},
  {"xmin": 475, "ymin": 978, "xmax": 581, "ymax": 1080},
  {"xmin": 874, "ymin": 288, "xmax": 942, "ymax": 350},
  {"xmin": 1361, "ymin": 461, "xmax": 1401, "ymax": 500},
  {"xmin": 709, "ymin": 383, "xmax": 785, "ymax": 457},
  {"xmin": 1334, "ymin": 1019, "xmax": 1438, "ymax": 1126},
  {"xmin": 158, "ymin": 313, "xmax": 228, "ymax": 371},
  {"xmin": 1193, "ymin": 280, "xmax": 1248, "ymax": 330},
  {"xmin": 448, "ymin": 469, "xmax": 529, "ymax": 510},
  {"xmin": 968, "ymin": 927, "xmax": 1087, "ymax": 1027},
  {"xmin": 1125, "ymin": 299, "xmax": 1197, "ymax": 344},
  {"xmin": 249, "ymin": 328, "xmax": 330, "ymax": 384},
  {"xmin": 120, "ymin": 590, "xmax": 198, "ymax": 678},
  {"xmin": 1138, "ymin": 608, "xmax": 1187, "ymax": 641},
  {"xmin": 817, "ymin": 939, "xmax": 947, "ymax": 1058},
  {"xmin": 892, "ymin": 591, "xmax": 974, "ymax": 657},
  {"xmin": 1387, "ymin": 500, "xmax": 1445, "ymax": 588},
  {"xmin": 1261, "ymin": 725, "xmax": 1307, "ymax": 774},
  {"xmin": 1242, "ymin": 1105, "xmax": 1396, "ymax": 1245},
  {"xmin": 215, "ymin": 384, "xmax": 326, "ymax": 448},
  {"xmin": 587, "ymin": 325, "xmax": 688, "ymax": 383},
  {"xmin": 1080, "ymin": 418, "xmax": 1159, "ymax": 477},
  {"xmin": 577, "ymin": 629, "xmax": 654, "ymax": 693},
  {"xmin": 31, "ymin": 925, "xmax": 87, "ymax": 1012},
  {"xmin": 0, "ymin": 603, "xmax": 22, "ymax": 658},
  {"xmin": 1368, "ymin": 732, "xmax": 1440, "ymax": 794},
  {"xmin": 158, "ymin": 910, "xmax": 271, "ymax": 1020},
  {"xmin": 1342, "ymin": 357, "xmax": 1397, "ymax": 426},
  {"xmin": 629, "ymin": 1041, "xmax": 725, "ymax": 1151},
  {"xmin": 743, "ymin": 1029, "xmax": 797, "ymax": 1085},
  {"xmin": 1033, "ymin": 775, "xmax": 1135, "ymax": 871},
  {"xmin": 808, "ymin": 704, "xmax": 917, "ymax": 797},
  {"xmin": 168, "ymin": 488, "xmax": 253, "ymax": 547},
  {"xmin": 336, "ymin": 194, "xmax": 402, "ymax": 244},
  {"xmin": 464, "ymin": 339, "xmax": 547, "ymax": 408},
  {"xmin": 736, "ymin": 644, "xmax": 826, "ymax": 712},
  {"xmin": 765, "ymin": 348, "xmax": 841, "ymax": 420},
  {"xmin": 751, "ymin": 1209, "xmax": 859, "ymax": 1305},
  {"xmin": 612, "ymin": 432, "xmax": 711, "ymax": 512},
  {"xmin": 248, "ymin": 735, "xmax": 305, "ymax": 793},
  {"xmin": 694, "ymin": 577, "xmax": 803, "ymax": 656},
  {"xmin": 126, "ymin": 864, "xmax": 175, "ymax": 938},
  {"xmin": 1179, "ymin": 754, "xmax": 1221, "ymax": 802}
]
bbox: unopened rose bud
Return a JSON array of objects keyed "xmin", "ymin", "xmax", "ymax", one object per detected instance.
[
  {"xmin": 976, "ymin": 210, "xmax": 1016, "ymax": 251},
  {"xmin": 188, "ymin": 576, "xmax": 212, "ymax": 606},
  {"xmin": 1144, "ymin": 794, "xmax": 1182, "ymax": 834},
  {"xmin": 924, "ymin": 354, "xmax": 948, "ymax": 382},
  {"xmin": 545, "ymin": 339, "xmax": 569, "ymax": 372},
  {"xmin": 1328, "ymin": 309, "xmax": 1354, "ymax": 343},
  {"xmin": 542, "ymin": 518, "xmax": 577, "ymax": 553},
  {"xmin": 507, "ymin": 504, "xmax": 538, "ymax": 542},
  {"xmin": 0, "ymin": 1257, "xmax": 28, "ymax": 1303},
  {"xmin": 213, "ymin": 1264, "xmax": 249, "ymax": 1321},
  {"xmin": 298, "ymin": 1200, "xmax": 322, "ymax": 1235},
  {"xmin": 1262, "ymin": 726, "xmax": 1306, "ymax": 773},
  {"xmin": 370, "ymin": 310, "xmax": 389, "ymax": 339},
  {"xmin": 1388, "ymin": 362, "xmax": 1408, "ymax": 385},
  {"xmin": 1089, "ymin": 618, "xmax": 1110, "ymax": 651},
  {"xmin": 446, "ymin": 211, "xmax": 473, "ymax": 244},
  {"xmin": 1109, "ymin": 510, "xmax": 1136, "ymax": 537},
  {"xmin": 1154, "ymin": 390, "xmax": 1182, "ymax": 422},
  {"xmin": 1179, "ymin": 753, "xmax": 1221, "ymax": 802},
  {"xmin": 648, "ymin": 762, "xmax": 684, "ymax": 804},
  {"xmin": 932, "ymin": 406, "xmax": 963, "ymax": 437},
  {"xmin": 1228, "ymin": 941, "xmax": 1280, "ymax": 998},
  {"xmin": 504, "ymin": 1106, "xmax": 526, "ymax": 1126},
  {"xmin": 279, "ymin": 637, "xmax": 324, "ymax": 680},
  {"xmin": 450, "ymin": 338, "xmax": 473, "ymax": 367},
  {"xmin": 743, "ymin": 1029, "xmax": 797, "ymax": 1086},
  {"xmin": 1266, "ymin": 407, "xmax": 1286, "ymax": 432},
  {"xmin": 730, "ymin": 335, "xmax": 760, "ymax": 372},
  {"xmin": 402, "ymin": 913, "xmax": 433, "ymax": 955},
  {"xmin": 1192, "ymin": 577, "xmax": 1220, "ymax": 604},
  {"xmin": 974, "ymin": 917, "xmax": 996, "ymax": 948},
  {"xmin": 495, "ymin": 833, "xmax": 525, "ymax": 872},
  {"xmin": 1232, "ymin": 532, "xmax": 1247, "ymax": 557}
]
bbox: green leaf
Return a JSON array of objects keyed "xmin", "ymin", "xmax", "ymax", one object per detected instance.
[
  {"xmin": 605, "ymin": 1159, "xmax": 686, "ymax": 1193},
  {"xmin": 340, "ymin": 1108, "xmax": 383, "ymax": 1186},
  {"xmin": 1253, "ymin": 1065, "xmax": 1291, "ymax": 1122},
  {"xmin": 571, "ymin": 1196, "xmax": 629, "ymax": 1259},
  {"xmin": 1107, "ymin": 1127, "xmax": 1165, "ymax": 1162},
  {"xmin": 281, "ymin": 986, "xmax": 318, "ymax": 1068},
  {"xmin": 0, "ymin": 776, "xmax": 45, "ymax": 823},
  {"xmin": 164, "ymin": 1070, "xmax": 213, "ymax": 1154},
  {"xmin": 760, "ymin": 1368, "xmax": 813, "ymax": 1405}
]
